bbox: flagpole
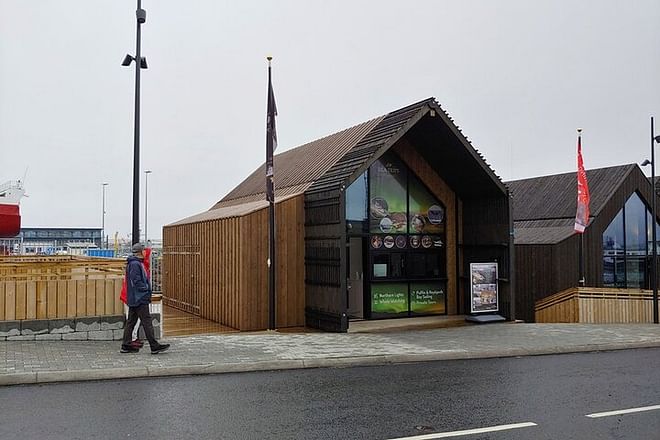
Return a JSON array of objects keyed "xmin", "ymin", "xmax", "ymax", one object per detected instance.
[
  {"xmin": 651, "ymin": 116, "xmax": 658, "ymax": 324},
  {"xmin": 266, "ymin": 56, "xmax": 276, "ymax": 330},
  {"xmin": 577, "ymin": 128, "xmax": 586, "ymax": 287}
]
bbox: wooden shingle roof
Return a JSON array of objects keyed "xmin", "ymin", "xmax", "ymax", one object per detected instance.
[
  {"xmin": 508, "ymin": 164, "xmax": 637, "ymax": 244},
  {"xmin": 168, "ymin": 97, "xmax": 507, "ymax": 226}
]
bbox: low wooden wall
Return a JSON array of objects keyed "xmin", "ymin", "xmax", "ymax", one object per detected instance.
[
  {"xmin": 0, "ymin": 255, "xmax": 125, "ymax": 321},
  {"xmin": 535, "ymin": 287, "xmax": 654, "ymax": 323}
]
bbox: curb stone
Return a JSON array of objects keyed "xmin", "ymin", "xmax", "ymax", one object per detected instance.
[{"xmin": 2, "ymin": 340, "xmax": 660, "ymax": 387}]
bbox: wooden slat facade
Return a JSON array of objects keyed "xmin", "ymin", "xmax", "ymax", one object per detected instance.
[
  {"xmin": 304, "ymin": 188, "xmax": 346, "ymax": 331},
  {"xmin": 0, "ymin": 256, "xmax": 124, "ymax": 320},
  {"xmin": 164, "ymin": 99, "xmax": 512, "ymax": 332},
  {"xmin": 516, "ymin": 166, "xmax": 660, "ymax": 322},
  {"xmin": 535, "ymin": 287, "xmax": 654, "ymax": 323},
  {"xmin": 163, "ymin": 195, "xmax": 305, "ymax": 331}
]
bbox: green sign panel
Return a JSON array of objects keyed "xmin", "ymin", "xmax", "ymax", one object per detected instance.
[
  {"xmin": 371, "ymin": 283, "xmax": 409, "ymax": 314},
  {"xmin": 410, "ymin": 282, "xmax": 445, "ymax": 314}
]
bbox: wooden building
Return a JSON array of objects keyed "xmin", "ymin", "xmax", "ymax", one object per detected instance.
[
  {"xmin": 509, "ymin": 164, "xmax": 660, "ymax": 322},
  {"xmin": 164, "ymin": 98, "xmax": 512, "ymax": 331}
]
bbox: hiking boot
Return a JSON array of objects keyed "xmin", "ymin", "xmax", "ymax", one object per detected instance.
[
  {"xmin": 130, "ymin": 339, "xmax": 144, "ymax": 349},
  {"xmin": 151, "ymin": 343, "xmax": 170, "ymax": 354},
  {"xmin": 120, "ymin": 345, "xmax": 140, "ymax": 353}
]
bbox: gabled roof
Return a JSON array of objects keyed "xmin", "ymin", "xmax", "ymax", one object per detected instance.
[
  {"xmin": 170, "ymin": 97, "xmax": 507, "ymax": 227},
  {"xmin": 213, "ymin": 117, "xmax": 383, "ymax": 209},
  {"xmin": 214, "ymin": 97, "xmax": 507, "ymax": 208},
  {"xmin": 508, "ymin": 164, "xmax": 637, "ymax": 244}
]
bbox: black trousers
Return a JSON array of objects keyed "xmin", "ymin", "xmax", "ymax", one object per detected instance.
[{"xmin": 122, "ymin": 304, "xmax": 157, "ymax": 349}]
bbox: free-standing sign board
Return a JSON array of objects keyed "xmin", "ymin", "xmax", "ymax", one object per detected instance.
[{"xmin": 470, "ymin": 262, "xmax": 498, "ymax": 313}]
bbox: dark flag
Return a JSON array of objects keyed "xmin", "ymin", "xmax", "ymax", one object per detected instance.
[
  {"xmin": 266, "ymin": 57, "xmax": 278, "ymax": 202},
  {"xmin": 574, "ymin": 129, "xmax": 590, "ymax": 233}
]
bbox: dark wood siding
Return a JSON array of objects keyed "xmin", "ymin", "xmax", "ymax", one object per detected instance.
[
  {"xmin": 462, "ymin": 196, "xmax": 512, "ymax": 318},
  {"xmin": 515, "ymin": 166, "xmax": 660, "ymax": 321},
  {"xmin": 304, "ymin": 188, "xmax": 347, "ymax": 331}
]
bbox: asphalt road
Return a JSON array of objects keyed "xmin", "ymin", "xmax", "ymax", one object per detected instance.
[{"xmin": 1, "ymin": 348, "xmax": 660, "ymax": 440}]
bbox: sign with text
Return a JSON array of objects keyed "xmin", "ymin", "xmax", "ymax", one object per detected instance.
[
  {"xmin": 371, "ymin": 283, "xmax": 408, "ymax": 315},
  {"xmin": 410, "ymin": 281, "xmax": 445, "ymax": 314},
  {"xmin": 470, "ymin": 262, "xmax": 498, "ymax": 313}
]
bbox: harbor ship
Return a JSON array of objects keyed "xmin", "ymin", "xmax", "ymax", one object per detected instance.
[{"xmin": 0, "ymin": 180, "xmax": 25, "ymax": 237}]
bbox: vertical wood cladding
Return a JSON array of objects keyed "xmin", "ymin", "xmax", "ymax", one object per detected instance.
[
  {"xmin": 462, "ymin": 196, "xmax": 512, "ymax": 318},
  {"xmin": 304, "ymin": 189, "xmax": 346, "ymax": 330},
  {"xmin": 515, "ymin": 166, "xmax": 660, "ymax": 322},
  {"xmin": 163, "ymin": 195, "xmax": 305, "ymax": 331}
]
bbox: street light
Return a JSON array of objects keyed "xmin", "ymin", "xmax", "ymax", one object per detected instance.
[
  {"xmin": 122, "ymin": 0, "xmax": 148, "ymax": 245},
  {"xmin": 641, "ymin": 116, "xmax": 660, "ymax": 324},
  {"xmin": 144, "ymin": 170, "xmax": 152, "ymax": 244},
  {"xmin": 101, "ymin": 183, "xmax": 109, "ymax": 249}
]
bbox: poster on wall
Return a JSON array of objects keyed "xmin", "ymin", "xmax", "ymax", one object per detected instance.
[
  {"xmin": 409, "ymin": 176, "xmax": 445, "ymax": 235},
  {"xmin": 410, "ymin": 282, "xmax": 446, "ymax": 315},
  {"xmin": 371, "ymin": 283, "xmax": 409, "ymax": 316},
  {"xmin": 369, "ymin": 154, "xmax": 408, "ymax": 234},
  {"xmin": 470, "ymin": 262, "xmax": 498, "ymax": 313}
]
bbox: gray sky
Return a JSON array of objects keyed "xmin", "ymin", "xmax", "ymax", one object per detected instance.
[{"xmin": 1, "ymin": 0, "xmax": 659, "ymax": 240}]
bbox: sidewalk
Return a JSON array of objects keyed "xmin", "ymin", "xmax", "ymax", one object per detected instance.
[{"xmin": 2, "ymin": 323, "xmax": 660, "ymax": 386}]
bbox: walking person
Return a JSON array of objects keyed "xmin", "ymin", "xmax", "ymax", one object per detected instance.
[
  {"xmin": 120, "ymin": 243, "xmax": 170, "ymax": 354},
  {"xmin": 119, "ymin": 246, "xmax": 153, "ymax": 349}
]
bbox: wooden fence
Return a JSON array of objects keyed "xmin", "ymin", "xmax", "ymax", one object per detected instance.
[
  {"xmin": 535, "ymin": 287, "xmax": 654, "ymax": 323},
  {"xmin": 0, "ymin": 255, "xmax": 125, "ymax": 321}
]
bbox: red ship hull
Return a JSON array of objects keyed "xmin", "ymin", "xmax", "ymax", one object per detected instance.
[{"xmin": 0, "ymin": 204, "xmax": 20, "ymax": 237}]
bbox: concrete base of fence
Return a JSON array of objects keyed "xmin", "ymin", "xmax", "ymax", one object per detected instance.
[{"xmin": 0, "ymin": 315, "xmax": 127, "ymax": 341}]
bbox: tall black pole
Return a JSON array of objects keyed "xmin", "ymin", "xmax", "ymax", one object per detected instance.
[
  {"xmin": 652, "ymin": 116, "xmax": 658, "ymax": 323},
  {"xmin": 508, "ymin": 189, "xmax": 516, "ymax": 321},
  {"xmin": 266, "ymin": 57, "xmax": 276, "ymax": 330},
  {"xmin": 131, "ymin": 0, "xmax": 145, "ymax": 245}
]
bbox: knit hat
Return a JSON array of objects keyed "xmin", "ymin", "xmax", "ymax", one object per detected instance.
[{"xmin": 131, "ymin": 242, "xmax": 145, "ymax": 254}]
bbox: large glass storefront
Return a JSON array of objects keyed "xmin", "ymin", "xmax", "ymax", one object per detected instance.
[
  {"xmin": 346, "ymin": 151, "xmax": 447, "ymax": 319},
  {"xmin": 603, "ymin": 192, "xmax": 660, "ymax": 288}
]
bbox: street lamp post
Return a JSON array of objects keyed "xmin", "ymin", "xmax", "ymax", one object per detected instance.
[
  {"xmin": 122, "ymin": 0, "xmax": 148, "ymax": 245},
  {"xmin": 101, "ymin": 183, "xmax": 109, "ymax": 249},
  {"xmin": 642, "ymin": 116, "xmax": 660, "ymax": 324},
  {"xmin": 144, "ymin": 170, "xmax": 152, "ymax": 244}
]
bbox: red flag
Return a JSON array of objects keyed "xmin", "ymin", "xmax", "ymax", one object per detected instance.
[{"xmin": 574, "ymin": 130, "xmax": 590, "ymax": 233}]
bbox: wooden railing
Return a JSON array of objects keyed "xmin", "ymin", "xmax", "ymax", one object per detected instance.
[
  {"xmin": 535, "ymin": 287, "xmax": 654, "ymax": 323},
  {"xmin": 0, "ymin": 255, "xmax": 125, "ymax": 321}
]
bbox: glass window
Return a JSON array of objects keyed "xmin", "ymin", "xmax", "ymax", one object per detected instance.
[
  {"xmin": 409, "ymin": 174, "xmax": 445, "ymax": 234},
  {"xmin": 369, "ymin": 153, "xmax": 407, "ymax": 233},
  {"xmin": 346, "ymin": 171, "xmax": 368, "ymax": 228},
  {"xmin": 410, "ymin": 281, "xmax": 446, "ymax": 315},
  {"xmin": 625, "ymin": 193, "xmax": 647, "ymax": 256},
  {"xmin": 371, "ymin": 283, "xmax": 409, "ymax": 316},
  {"xmin": 603, "ymin": 192, "xmax": 659, "ymax": 288}
]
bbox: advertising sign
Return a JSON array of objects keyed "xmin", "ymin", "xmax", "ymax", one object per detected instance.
[
  {"xmin": 410, "ymin": 281, "xmax": 445, "ymax": 314},
  {"xmin": 470, "ymin": 262, "xmax": 498, "ymax": 313},
  {"xmin": 371, "ymin": 283, "xmax": 408, "ymax": 315},
  {"xmin": 408, "ymin": 176, "xmax": 445, "ymax": 235},
  {"xmin": 369, "ymin": 154, "xmax": 407, "ymax": 233}
]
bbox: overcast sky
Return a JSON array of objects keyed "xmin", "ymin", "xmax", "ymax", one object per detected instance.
[{"xmin": 1, "ymin": 0, "xmax": 659, "ymax": 240}]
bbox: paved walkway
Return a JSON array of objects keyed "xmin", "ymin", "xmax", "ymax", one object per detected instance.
[{"xmin": 2, "ymin": 323, "xmax": 660, "ymax": 386}]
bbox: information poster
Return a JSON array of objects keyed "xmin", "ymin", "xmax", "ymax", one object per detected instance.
[
  {"xmin": 369, "ymin": 154, "xmax": 408, "ymax": 234},
  {"xmin": 470, "ymin": 262, "xmax": 498, "ymax": 313},
  {"xmin": 410, "ymin": 282, "xmax": 445, "ymax": 314},
  {"xmin": 371, "ymin": 283, "xmax": 409, "ymax": 315},
  {"xmin": 408, "ymin": 176, "xmax": 445, "ymax": 235}
]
